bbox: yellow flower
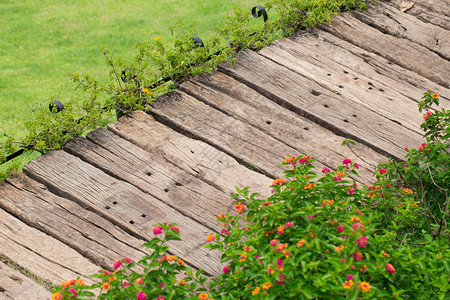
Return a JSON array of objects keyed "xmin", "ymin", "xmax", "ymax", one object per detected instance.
[
  {"xmin": 155, "ymin": 37, "xmax": 162, "ymax": 41},
  {"xmin": 262, "ymin": 282, "xmax": 272, "ymax": 289},
  {"xmin": 152, "ymin": 50, "xmax": 157, "ymax": 54}
]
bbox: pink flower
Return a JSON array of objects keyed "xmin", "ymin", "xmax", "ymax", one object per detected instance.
[
  {"xmin": 121, "ymin": 281, "xmax": 131, "ymax": 288},
  {"xmin": 235, "ymin": 202, "xmax": 246, "ymax": 214},
  {"xmin": 423, "ymin": 111, "xmax": 433, "ymax": 120},
  {"xmin": 337, "ymin": 225, "xmax": 345, "ymax": 233},
  {"xmin": 153, "ymin": 225, "xmax": 163, "ymax": 235},
  {"xmin": 343, "ymin": 158, "xmax": 352, "ymax": 165},
  {"xmin": 270, "ymin": 239, "xmax": 279, "ymax": 246},
  {"xmin": 353, "ymin": 163, "xmax": 360, "ymax": 169},
  {"xmin": 158, "ymin": 282, "xmax": 165, "ymax": 288},
  {"xmin": 357, "ymin": 236, "xmax": 368, "ymax": 248},
  {"xmin": 156, "ymin": 297, "xmax": 165, "ymax": 300},
  {"xmin": 348, "ymin": 188, "xmax": 355, "ymax": 195},
  {"xmin": 308, "ymin": 215, "xmax": 315, "ymax": 220},
  {"xmin": 113, "ymin": 260, "xmax": 122, "ymax": 270},
  {"xmin": 223, "ymin": 265, "xmax": 230, "ymax": 273},
  {"xmin": 321, "ymin": 168, "xmax": 331, "ymax": 174},
  {"xmin": 285, "ymin": 221, "xmax": 294, "ymax": 227},
  {"xmin": 341, "ymin": 258, "xmax": 346, "ymax": 263},
  {"xmin": 352, "ymin": 223, "xmax": 364, "ymax": 231},
  {"xmin": 134, "ymin": 278, "xmax": 143, "ymax": 285},
  {"xmin": 418, "ymin": 143, "xmax": 428, "ymax": 151},
  {"xmin": 404, "ymin": 146, "xmax": 409, "ymax": 151},
  {"xmin": 276, "ymin": 274, "xmax": 285, "ymax": 285},
  {"xmin": 353, "ymin": 251, "xmax": 364, "ymax": 261},
  {"xmin": 123, "ymin": 257, "xmax": 132, "ymax": 264},
  {"xmin": 221, "ymin": 229, "xmax": 230, "ymax": 236},
  {"xmin": 378, "ymin": 168, "xmax": 387, "ymax": 174},
  {"xmin": 386, "ymin": 263, "xmax": 396, "ymax": 274},
  {"xmin": 347, "ymin": 274, "xmax": 354, "ymax": 281},
  {"xmin": 170, "ymin": 226, "xmax": 180, "ymax": 233},
  {"xmin": 298, "ymin": 157, "xmax": 307, "ymax": 164},
  {"xmin": 136, "ymin": 291, "xmax": 147, "ymax": 300},
  {"xmin": 67, "ymin": 288, "xmax": 77, "ymax": 298}
]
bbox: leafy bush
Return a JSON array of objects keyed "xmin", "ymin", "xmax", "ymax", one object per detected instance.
[{"xmin": 379, "ymin": 91, "xmax": 449, "ymax": 238}]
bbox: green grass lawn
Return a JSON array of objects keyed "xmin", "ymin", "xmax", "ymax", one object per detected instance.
[{"xmin": 0, "ymin": 0, "xmax": 256, "ymax": 142}]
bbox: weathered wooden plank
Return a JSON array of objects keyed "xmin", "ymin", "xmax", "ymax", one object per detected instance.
[
  {"xmin": 259, "ymin": 38, "xmax": 424, "ymax": 134},
  {"xmin": 352, "ymin": 1, "xmax": 449, "ymax": 60},
  {"xmin": 0, "ymin": 173, "xmax": 148, "ymax": 271},
  {"xmin": 107, "ymin": 111, "xmax": 273, "ymax": 199},
  {"xmin": 287, "ymin": 29, "xmax": 450, "ymax": 105},
  {"xmin": 319, "ymin": 13, "xmax": 450, "ymax": 88},
  {"xmin": 219, "ymin": 49, "xmax": 423, "ymax": 161},
  {"xmin": 0, "ymin": 207, "xmax": 99, "ymax": 286},
  {"xmin": 149, "ymin": 90, "xmax": 337, "ymax": 179},
  {"xmin": 181, "ymin": 71, "xmax": 387, "ymax": 185},
  {"xmin": 0, "ymin": 262, "xmax": 51, "ymax": 300},
  {"xmin": 386, "ymin": 0, "xmax": 450, "ymax": 30},
  {"xmin": 23, "ymin": 151, "xmax": 223, "ymax": 276},
  {"xmin": 64, "ymin": 128, "xmax": 235, "ymax": 232}
]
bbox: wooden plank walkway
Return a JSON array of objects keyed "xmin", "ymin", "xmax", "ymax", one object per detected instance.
[{"xmin": 1, "ymin": 1, "xmax": 449, "ymax": 298}]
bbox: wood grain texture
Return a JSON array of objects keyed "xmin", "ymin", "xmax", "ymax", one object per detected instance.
[
  {"xmin": 107, "ymin": 111, "xmax": 273, "ymax": 199},
  {"xmin": 319, "ymin": 13, "xmax": 450, "ymax": 88},
  {"xmin": 0, "ymin": 173, "xmax": 148, "ymax": 271},
  {"xmin": 0, "ymin": 207, "xmax": 98, "ymax": 286},
  {"xmin": 287, "ymin": 29, "xmax": 450, "ymax": 105},
  {"xmin": 0, "ymin": 262, "xmax": 51, "ymax": 300},
  {"xmin": 64, "ymin": 128, "xmax": 235, "ymax": 232},
  {"xmin": 352, "ymin": 1, "xmax": 449, "ymax": 60},
  {"xmin": 219, "ymin": 49, "xmax": 423, "ymax": 161},
  {"xmin": 259, "ymin": 38, "xmax": 424, "ymax": 134},
  {"xmin": 150, "ymin": 89, "xmax": 336, "ymax": 178},
  {"xmin": 182, "ymin": 71, "xmax": 387, "ymax": 185},
  {"xmin": 385, "ymin": 0, "xmax": 450, "ymax": 30},
  {"xmin": 23, "ymin": 151, "xmax": 223, "ymax": 276}
]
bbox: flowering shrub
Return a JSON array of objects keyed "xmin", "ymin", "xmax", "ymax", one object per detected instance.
[
  {"xmin": 52, "ymin": 223, "xmax": 210, "ymax": 300},
  {"xmin": 379, "ymin": 91, "xmax": 449, "ymax": 238},
  {"xmin": 206, "ymin": 155, "xmax": 448, "ymax": 299}
]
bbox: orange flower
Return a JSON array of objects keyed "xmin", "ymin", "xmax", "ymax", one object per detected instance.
[
  {"xmin": 262, "ymin": 282, "xmax": 272, "ymax": 289},
  {"xmin": 206, "ymin": 233, "xmax": 215, "ymax": 243},
  {"xmin": 155, "ymin": 37, "xmax": 162, "ymax": 41},
  {"xmin": 252, "ymin": 287, "xmax": 261, "ymax": 295},
  {"xmin": 360, "ymin": 281, "xmax": 371, "ymax": 293},
  {"xmin": 335, "ymin": 245, "xmax": 345, "ymax": 252},
  {"xmin": 343, "ymin": 280, "xmax": 354, "ymax": 289},
  {"xmin": 297, "ymin": 239, "xmax": 306, "ymax": 247},
  {"xmin": 432, "ymin": 93, "xmax": 439, "ymax": 99},
  {"xmin": 198, "ymin": 293, "xmax": 209, "ymax": 300},
  {"xmin": 178, "ymin": 258, "xmax": 185, "ymax": 266},
  {"xmin": 51, "ymin": 293, "xmax": 62, "ymax": 300},
  {"xmin": 101, "ymin": 282, "xmax": 110, "ymax": 291},
  {"xmin": 272, "ymin": 178, "xmax": 287, "ymax": 186}
]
